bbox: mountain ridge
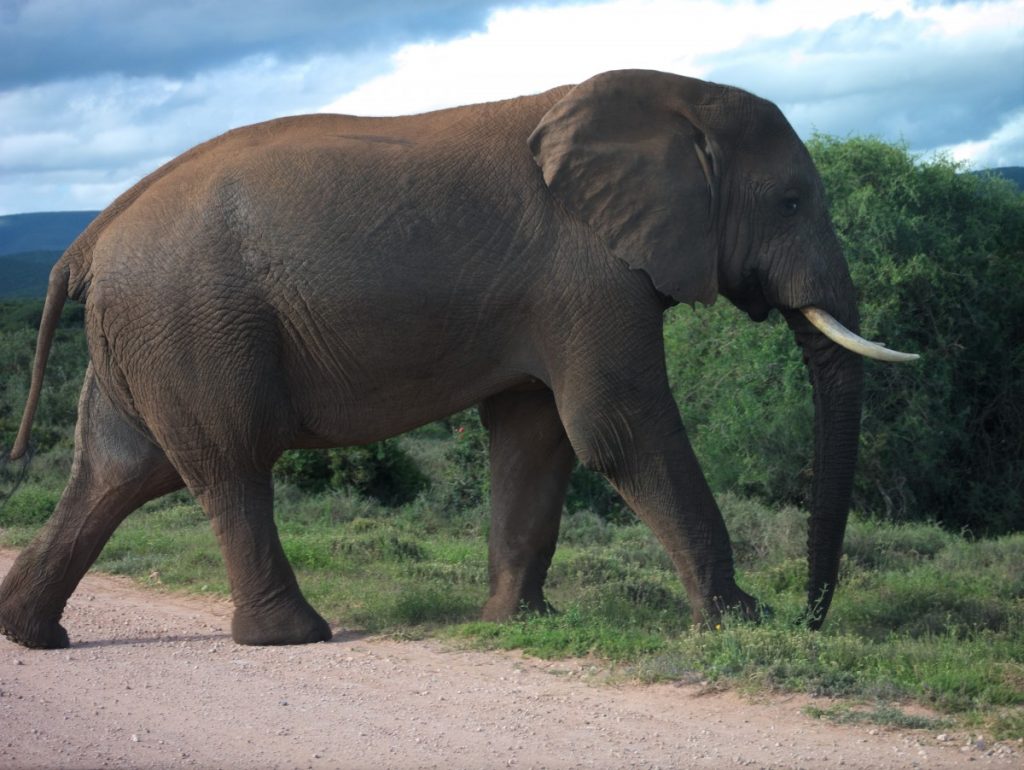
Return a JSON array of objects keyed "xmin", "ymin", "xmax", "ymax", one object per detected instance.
[
  {"xmin": 0, "ymin": 212, "xmax": 100, "ymax": 298},
  {"xmin": 0, "ymin": 211, "xmax": 100, "ymax": 257}
]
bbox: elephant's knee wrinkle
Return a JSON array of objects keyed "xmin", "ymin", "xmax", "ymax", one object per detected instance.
[{"xmin": 563, "ymin": 416, "xmax": 629, "ymax": 480}]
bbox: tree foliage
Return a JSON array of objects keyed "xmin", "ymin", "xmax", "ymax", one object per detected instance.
[
  {"xmin": 274, "ymin": 442, "xmax": 428, "ymax": 506},
  {"xmin": 0, "ymin": 300, "xmax": 87, "ymax": 454}
]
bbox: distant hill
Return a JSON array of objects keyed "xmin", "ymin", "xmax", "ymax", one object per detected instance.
[
  {"xmin": 0, "ymin": 211, "xmax": 99, "ymax": 256},
  {"xmin": 972, "ymin": 166, "xmax": 1024, "ymax": 191},
  {"xmin": 0, "ymin": 250, "xmax": 61, "ymax": 298},
  {"xmin": 0, "ymin": 211, "xmax": 99, "ymax": 298}
]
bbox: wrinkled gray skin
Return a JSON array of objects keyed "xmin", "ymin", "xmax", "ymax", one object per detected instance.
[{"xmin": 1, "ymin": 70, "xmax": 863, "ymax": 649}]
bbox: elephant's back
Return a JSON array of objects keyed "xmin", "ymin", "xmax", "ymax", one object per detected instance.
[
  {"xmin": 77, "ymin": 83, "xmax": 575, "ymax": 408},
  {"xmin": 75, "ymin": 84, "xmax": 571, "ymax": 292}
]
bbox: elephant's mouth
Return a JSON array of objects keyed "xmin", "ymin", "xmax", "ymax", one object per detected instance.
[
  {"xmin": 800, "ymin": 307, "xmax": 919, "ymax": 363},
  {"xmin": 723, "ymin": 284, "xmax": 772, "ymax": 322},
  {"xmin": 744, "ymin": 296, "xmax": 772, "ymax": 322}
]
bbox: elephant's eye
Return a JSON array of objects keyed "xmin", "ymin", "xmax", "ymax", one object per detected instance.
[{"xmin": 782, "ymin": 195, "xmax": 800, "ymax": 217}]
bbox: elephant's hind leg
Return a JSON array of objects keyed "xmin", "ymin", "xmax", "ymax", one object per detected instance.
[
  {"xmin": 480, "ymin": 388, "xmax": 576, "ymax": 621},
  {"xmin": 187, "ymin": 472, "xmax": 332, "ymax": 646},
  {"xmin": 0, "ymin": 366, "xmax": 184, "ymax": 649},
  {"xmin": 127, "ymin": 308, "xmax": 330, "ymax": 647}
]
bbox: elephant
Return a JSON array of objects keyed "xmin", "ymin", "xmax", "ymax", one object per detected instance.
[{"xmin": 0, "ymin": 69, "xmax": 916, "ymax": 649}]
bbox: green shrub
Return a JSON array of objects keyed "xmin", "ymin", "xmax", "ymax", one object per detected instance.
[
  {"xmin": 440, "ymin": 410, "xmax": 489, "ymax": 510},
  {"xmin": 558, "ymin": 509, "xmax": 614, "ymax": 547},
  {"xmin": 932, "ymin": 535, "xmax": 1024, "ymax": 588},
  {"xmin": 718, "ymin": 493, "xmax": 807, "ymax": 566},
  {"xmin": 274, "ymin": 439, "xmax": 428, "ymax": 506},
  {"xmin": 551, "ymin": 551, "xmax": 632, "ymax": 585},
  {"xmin": 607, "ymin": 525, "xmax": 674, "ymax": 571},
  {"xmin": 843, "ymin": 516, "xmax": 955, "ymax": 570},
  {"xmin": 565, "ymin": 466, "xmax": 629, "ymax": 522},
  {"xmin": 273, "ymin": 449, "xmax": 331, "ymax": 492},
  {"xmin": 332, "ymin": 530, "xmax": 427, "ymax": 563},
  {"xmin": 0, "ymin": 484, "xmax": 60, "ymax": 526},
  {"xmin": 664, "ymin": 303, "xmax": 815, "ymax": 506},
  {"xmin": 0, "ymin": 300, "xmax": 88, "ymax": 456}
]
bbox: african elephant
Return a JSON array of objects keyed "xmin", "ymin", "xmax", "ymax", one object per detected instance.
[{"xmin": 0, "ymin": 69, "xmax": 915, "ymax": 649}]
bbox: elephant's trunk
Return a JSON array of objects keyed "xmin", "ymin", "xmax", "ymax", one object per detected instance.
[{"xmin": 786, "ymin": 307, "xmax": 865, "ymax": 629}]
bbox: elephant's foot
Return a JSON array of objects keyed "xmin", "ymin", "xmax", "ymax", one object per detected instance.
[
  {"xmin": 693, "ymin": 586, "xmax": 769, "ymax": 628},
  {"xmin": 0, "ymin": 602, "xmax": 70, "ymax": 649},
  {"xmin": 230, "ymin": 598, "xmax": 332, "ymax": 646},
  {"xmin": 481, "ymin": 591, "xmax": 555, "ymax": 622}
]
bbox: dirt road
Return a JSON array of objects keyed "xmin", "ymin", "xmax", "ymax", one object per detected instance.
[{"xmin": 0, "ymin": 550, "xmax": 1019, "ymax": 769}]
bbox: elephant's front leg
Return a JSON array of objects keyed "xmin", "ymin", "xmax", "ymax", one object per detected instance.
[
  {"xmin": 555, "ymin": 340, "xmax": 760, "ymax": 626},
  {"xmin": 479, "ymin": 388, "xmax": 576, "ymax": 621}
]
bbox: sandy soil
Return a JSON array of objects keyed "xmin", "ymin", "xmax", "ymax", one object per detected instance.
[{"xmin": 0, "ymin": 550, "xmax": 1019, "ymax": 770}]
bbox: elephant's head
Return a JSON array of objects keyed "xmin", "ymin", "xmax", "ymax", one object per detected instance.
[{"xmin": 530, "ymin": 70, "xmax": 916, "ymax": 626}]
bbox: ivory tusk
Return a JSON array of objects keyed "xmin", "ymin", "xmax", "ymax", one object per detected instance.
[{"xmin": 801, "ymin": 307, "xmax": 920, "ymax": 363}]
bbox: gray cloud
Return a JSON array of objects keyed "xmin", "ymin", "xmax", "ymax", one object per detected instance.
[
  {"xmin": 1, "ymin": 1, "xmax": 1021, "ymax": 214},
  {"xmin": 0, "ymin": 0, "xmax": 557, "ymax": 213},
  {"xmin": 0, "ymin": 50, "xmax": 397, "ymax": 212},
  {"xmin": 701, "ymin": 10, "xmax": 1024, "ymax": 157},
  {"xmin": 0, "ymin": 0, "xmax": 505, "ymax": 90}
]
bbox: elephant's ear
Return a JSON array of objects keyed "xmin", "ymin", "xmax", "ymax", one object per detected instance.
[{"xmin": 529, "ymin": 70, "xmax": 721, "ymax": 306}]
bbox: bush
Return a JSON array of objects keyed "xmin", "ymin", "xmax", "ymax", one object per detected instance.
[
  {"xmin": 441, "ymin": 410, "xmax": 490, "ymax": 510},
  {"xmin": 842, "ymin": 516, "xmax": 955, "ymax": 570},
  {"xmin": 566, "ymin": 467, "xmax": 629, "ymax": 523},
  {"xmin": 0, "ymin": 300, "xmax": 88, "ymax": 456},
  {"xmin": 0, "ymin": 484, "xmax": 60, "ymax": 526},
  {"xmin": 718, "ymin": 493, "xmax": 807, "ymax": 566},
  {"xmin": 274, "ymin": 439, "xmax": 428, "ymax": 506},
  {"xmin": 558, "ymin": 509, "xmax": 614, "ymax": 547}
]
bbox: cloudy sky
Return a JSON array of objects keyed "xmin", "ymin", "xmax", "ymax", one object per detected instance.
[{"xmin": 1, "ymin": 0, "xmax": 1021, "ymax": 215}]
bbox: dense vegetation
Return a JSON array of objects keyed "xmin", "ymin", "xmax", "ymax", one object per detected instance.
[{"xmin": 1, "ymin": 138, "xmax": 1021, "ymax": 737}]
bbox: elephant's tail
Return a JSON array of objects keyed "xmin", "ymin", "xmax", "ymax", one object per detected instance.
[{"xmin": 8, "ymin": 262, "xmax": 69, "ymax": 461}]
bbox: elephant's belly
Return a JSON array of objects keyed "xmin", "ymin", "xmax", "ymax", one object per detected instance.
[
  {"xmin": 273, "ymin": 266, "xmax": 544, "ymax": 447},
  {"xmin": 282, "ymin": 343, "xmax": 537, "ymax": 447}
]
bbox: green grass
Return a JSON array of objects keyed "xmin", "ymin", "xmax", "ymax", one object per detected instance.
[{"xmin": 1, "ymin": 450, "xmax": 1021, "ymax": 741}]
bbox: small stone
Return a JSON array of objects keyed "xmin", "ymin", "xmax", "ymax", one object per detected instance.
[
  {"xmin": 937, "ymin": 734, "xmax": 950, "ymax": 742},
  {"xmin": 130, "ymin": 735, "xmax": 139, "ymax": 743}
]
